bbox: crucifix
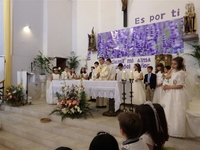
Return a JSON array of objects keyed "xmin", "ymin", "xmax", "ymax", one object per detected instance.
[{"xmin": 121, "ymin": 0, "xmax": 128, "ymax": 27}]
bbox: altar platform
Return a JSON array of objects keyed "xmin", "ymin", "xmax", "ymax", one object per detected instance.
[{"xmin": 0, "ymin": 99, "xmax": 200, "ymax": 150}]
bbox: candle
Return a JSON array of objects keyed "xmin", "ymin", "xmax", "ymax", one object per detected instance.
[
  {"xmin": 122, "ymin": 71, "xmax": 126, "ymax": 80},
  {"xmin": 129, "ymin": 70, "xmax": 133, "ymax": 79}
]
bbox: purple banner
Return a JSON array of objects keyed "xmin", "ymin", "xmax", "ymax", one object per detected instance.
[{"xmin": 98, "ymin": 18, "xmax": 183, "ymax": 58}]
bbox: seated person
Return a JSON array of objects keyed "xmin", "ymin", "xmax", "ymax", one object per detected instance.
[
  {"xmin": 61, "ymin": 66, "xmax": 70, "ymax": 80},
  {"xmin": 89, "ymin": 131, "xmax": 119, "ymax": 150},
  {"xmin": 79, "ymin": 67, "xmax": 88, "ymax": 80},
  {"xmin": 118, "ymin": 112, "xmax": 149, "ymax": 150},
  {"xmin": 68, "ymin": 68, "xmax": 77, "ymax": 80},
  {"xmin": 135, "ymin": 101, "xmax": 169, "ymax": 150},
  {"xmin": 50, "ymin": 67, "xmax": 60, "ymax": 81}
]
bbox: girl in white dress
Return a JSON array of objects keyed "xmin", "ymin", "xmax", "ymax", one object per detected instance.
[
  {"xmin": 135, "ymin": 101, "xmax": 169, "ymax": 150},
  {"xmin": 68, "ymin": 68, "xmax": 77, "ymax": 80},
  {"xmin": 132, "ymin": 63, "xmax": 146, "ymax": 105},
  {"xmin": 50, "ymin": 67, "xmax": 60, "ymax": 81},
  {"xmin": 162, "ymin": 66, "xmax": 171, "ymax": 86},
  {"xmin": 153, "ymin": 63, "xmax": 164, "ymax": 103},
  {"xmin": 162, "ymin": 57, "xmax": 188, "ymax": 137},
  {"xmin": 79, "ymin": 67, "xmax": 88, "ymax": 80}
]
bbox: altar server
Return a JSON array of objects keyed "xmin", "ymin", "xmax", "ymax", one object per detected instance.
[
  {"xmin": 153, "ymin": 63, "xmax": 164, "ymax": 103},
  {"xmin": 106, "ymin": 58, "xmax": 116, "ymax": 80},
  {"xmin": 116, "ymin": 63, "xmax": 124, "ymax": 81},
  {"xmin": 161, "ymin": 57, "xmax": 189, "ymax": 137},
  {"xmin": 92, "ymin": 61, "xmax": 99, "ymax": 80}
]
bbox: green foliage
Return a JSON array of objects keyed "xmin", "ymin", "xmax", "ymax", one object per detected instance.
[
  {"xmin": 186, "ymin": 44, "xmax": 200, "ymax": 66},
  {"xmin": 66, "ymin": 56, "xmax": 80, "ymax": 69},
  {"xmin": 49, "ymin": 84, "xmax": 92, "ymax": 121},
  {"xmin": 4, "ymin": 84, "xmax": 25, "ymax": 106},
  {"xmin": 34, "ymin": 51, "xmax": 53, "ymax": 75}
]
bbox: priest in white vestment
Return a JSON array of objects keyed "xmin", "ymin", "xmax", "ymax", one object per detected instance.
[
  {"xmin": 106, "ymin": 58, "xmax": 116, "ymax": 80},
  {"xmin": 116, "ymin": 63, "xmax": 124, "ymax": 81},
  {"xmin": 93, "ymin": 57, "xmax": 111, "ymax": 107}
]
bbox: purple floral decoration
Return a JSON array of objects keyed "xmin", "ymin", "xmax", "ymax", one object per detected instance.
[{"xmin": 98, "ymin": 18, "xmax": 184, "ymax": 58}]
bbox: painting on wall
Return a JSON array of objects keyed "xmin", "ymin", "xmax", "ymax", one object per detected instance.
[{"xmin": 98, "ymin": 18, "xmax": 184, "ymax": 58}]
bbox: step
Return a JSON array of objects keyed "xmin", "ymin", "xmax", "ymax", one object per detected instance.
[
  {"xmin": 1, "ymin": 104, "xmax": 122, "ymax": 137},
  {"xmin": 0, "ymin": 111, "xmax": 95, "ymax": 143},
  {"xmin": 0, "ymin": 117, "xmax": 89, "ymax": 150},
  {"xmin": 0, "ymin": 144, "xmax": 11, "ymax": 150},
  {"xmin": 0, "ymin": 130, "xmax": 52, "ymax": 150}
]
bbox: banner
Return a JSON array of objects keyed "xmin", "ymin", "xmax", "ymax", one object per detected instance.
[
  {"xmin": 98, "ymin": 18, "xmax": 183, "ymax": 59},
  {"xmin": 112, "ymin": 56, "xmax": 155, "ymax": 75}
]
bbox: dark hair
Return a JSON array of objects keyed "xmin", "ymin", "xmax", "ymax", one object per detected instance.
[
  {"xmin": 134, "ymin": 63, "xmax": 141, "ymax": 73},
  {"xmin": 147, "ymin": 66, "xmax": 153, "ymax": 70},
  {"xmin": 80, "ymin": 67, "xmax": 86, "ymax": 74},
  {"xmin": 172, "ymin": 57, "xmax": 185, "ymax": 70},
  {"xmin": 164, "ymin": 65, "xmax": 171, "ymax": 70},
  {"xmin": 89, "ymin": 131, "xmax": 119, "ymax": 150},
  {"xmin": 70, "ymin": 67, "xmax": 76, "ymax": 75},
  {"xmin": 52, "ymin": 66, "xmax": 58, "ymax": 73},
  {"xmin": 99, "ymin": 57, "xmax": 105, "ymax": 61},
  {"xmin": 55, "ymin": 147, "xmax": 72, "ymax": 150},
  {"xmin": 94, "ymin": 61, "xmax": 99, "ymax": 65},
  {"xmin": 106, "ymin": 58, "xmax": 112, "ymax": 63},
  {"xmin": 118, "ymin": 63, "xmax": 123, "ymax": 67},
  {"xmin": 65, "ymin": 66, "xmax": 69, "ymax": 69},
  {"xmin": 156, "ymin": 63, "xmax": 164, "ymax": 73},
  {"xmin": 135, "ymin": 104, "xmax": 169, "ymax": 150},
  {"xmin": 91, "ymin": 66, "xmax": 95, "ymax": 69},
  {"xmin": 118, "ymin": 112, "xmax": 142, "ymax": 139}
]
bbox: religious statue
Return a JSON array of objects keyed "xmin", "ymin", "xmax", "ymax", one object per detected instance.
[
  {"xmin": 121, "ymin": 0, "xmax": 128, "ymax": 11},
  {"xmin": 182, "ymin": 2, "xmax": 199, "ymax": 41},
  {"xmin": 183, "ymin": 2, "xmax": 196, "ymax": 34},
  {"xmin": 88, "ymin": 27, "xmax": 96, "ymax": 51}
]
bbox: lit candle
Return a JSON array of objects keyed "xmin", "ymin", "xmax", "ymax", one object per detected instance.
[
  {"xmin": 129, "ymin": 70, "xmax": 133, "ymax": 79},
  {"xmin": 122, "ymin": 71, "xmax": 126, "ymax": 80}
]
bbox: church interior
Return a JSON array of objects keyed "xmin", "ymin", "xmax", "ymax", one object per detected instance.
[{"xmin": 0, "ymin": 0, "xmax": 200, "ymax": 150}]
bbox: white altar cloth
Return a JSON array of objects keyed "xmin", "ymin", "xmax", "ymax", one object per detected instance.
[{"xmin": 47, "ymin": 80, "xmax": 123, "ymax": 111}]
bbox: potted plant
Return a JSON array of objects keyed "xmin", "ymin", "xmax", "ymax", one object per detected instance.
[
  {"xmin": 4, "ymin": 84, "xmax": 25, "ymax": 106},
  {"xmin": 34, "ymin": 51, "xmax": 53, "ymax": 82},
  {"xmin": 187, "ymin": 44, "xmax": 200, "ymax": 76},
  {"xmin": 66, "ymin": 56, "xmax": 80, "ymax": 69}
]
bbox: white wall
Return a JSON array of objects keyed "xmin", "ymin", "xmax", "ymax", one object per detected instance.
[
  {"xmin": 72, "ymin": 0, "xmax": 200, "ymax": 72},
  {"xmin": 45, "ymin": 0, "xmax": 72, "ymax": 58}
]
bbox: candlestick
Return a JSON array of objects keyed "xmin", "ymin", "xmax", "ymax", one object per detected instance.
[
  {"xmin": 129, "ymin": 70, "xmax": 133, "ymax": 79},
  {"xmin": 122, "ymin": 71, "xmax": 126, "ymax": 80}
]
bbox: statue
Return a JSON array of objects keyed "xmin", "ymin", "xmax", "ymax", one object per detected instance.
[
  {"xmin": 182, "ymin": 2, "xmax": 199, "ymax": 41},
  {"xmin": 184, "ymin": 2, "xmax": 196, "ymax": 34},
  {"xmin": 121, "ymin": 0, "xmax": 128, "ymax": 11},
  {"xmin": 88, "ymin": 27, "xmax": 96, "ymax": 51}
]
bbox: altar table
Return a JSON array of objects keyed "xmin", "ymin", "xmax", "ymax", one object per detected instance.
[{"xmin": 47, "ymin": 80, "xmax": 124, "ymax": 112}]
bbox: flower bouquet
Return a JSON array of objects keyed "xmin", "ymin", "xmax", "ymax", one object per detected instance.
[
  {"xmin": 49, "ymin": 84, "xmax": 92, "ymax": 121},
  {"xmin": 4, "ymin": 84, "xmax": 25, "ymax": 106}
]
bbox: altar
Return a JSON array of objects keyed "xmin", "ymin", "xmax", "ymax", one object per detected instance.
[{"xmin": 47, "ymin": 80, "xmax": 124, "ymax": 112}]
